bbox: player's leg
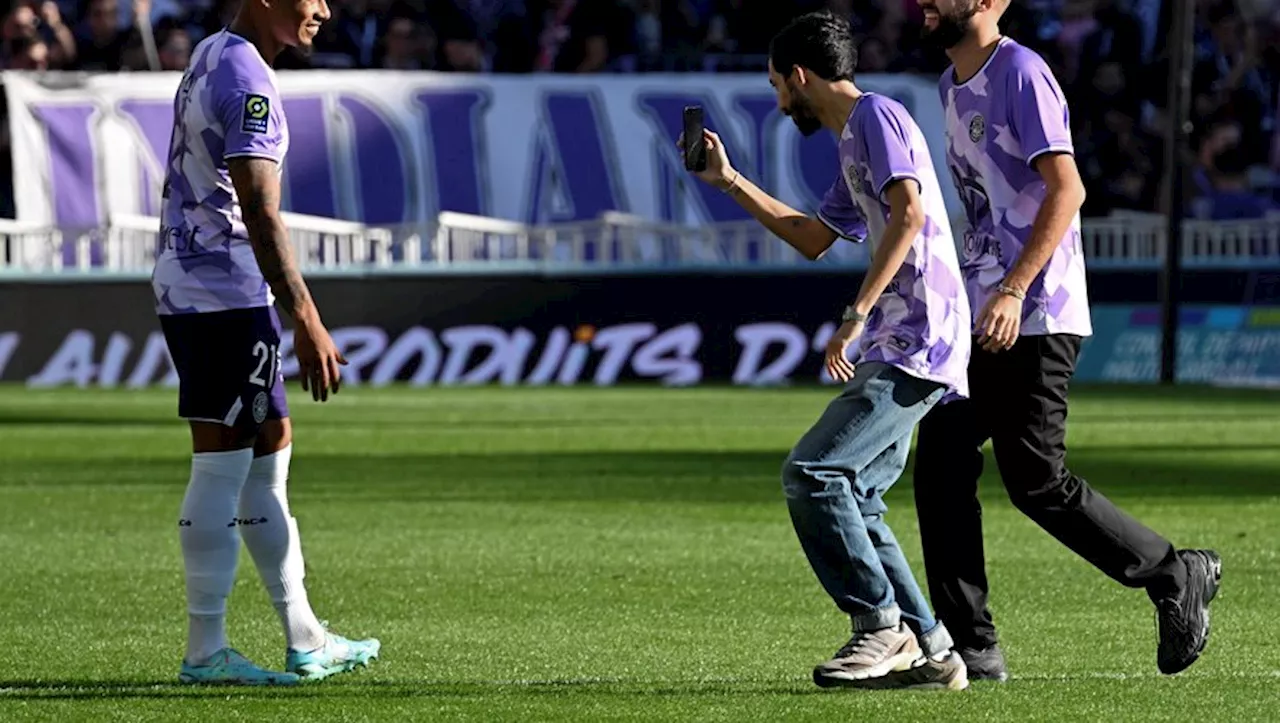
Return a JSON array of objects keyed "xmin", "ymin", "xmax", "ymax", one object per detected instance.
[
  {"xmin": 163, "ymin": 309, "xmax": 298, "ymax": 686},
  {"xmin": 913, "ymin": 361, "xmax": 1005, "ymax": 680},
  {"xmin": 231, "ymin": 307, "xmax": 379, "ymax": 681},
  {"xmin": 181, "ymin": 421, "xmax": 254, "ymax": 669},
  {"xmin": 238, "ymin": 418, "xmax": 324, "ymax": 654},
  {"xmin": 986, "ymin": 334, "xmax": 1220, "ymax": 674},
  {"xmin": 238, "ymin": 419, "xmax": 381, "ymax": 679},
  {"xmin": 781, "ymin": 362, "xmax": 947, "ymax": 688}
]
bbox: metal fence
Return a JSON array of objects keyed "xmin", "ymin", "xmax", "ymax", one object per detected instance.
[{"xmin": 2, "ymin": 210, "xmax": 1278, "ymax": 276}]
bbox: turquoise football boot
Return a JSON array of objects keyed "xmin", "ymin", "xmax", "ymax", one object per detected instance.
[
  {"xmin": 286, "ymin": 628, "xmax": 381, "ymax": 681},
  {"xmin": 179, "ymin": 648, "xmax": 301, "ymax": 686}
]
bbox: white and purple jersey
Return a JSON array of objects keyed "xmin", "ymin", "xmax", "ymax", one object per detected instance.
[
  {"xmin": 152, "ymin": 29, "xmax": 289, "ymax": 315},
  {"xmin": 940, "ymin": 38, "xmax": 1093, "ymax": 337},
  {"xmin": 817, "ymin": 94, "xmax": 971, "ymax": 399}
]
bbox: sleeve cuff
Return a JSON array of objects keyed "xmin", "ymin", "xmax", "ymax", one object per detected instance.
[
  {"xmin": 817, "ymin": 210, "xmax": 864, "ymax": 242},
  {"xmin": 876, "ymin": 173, "xmax": 922, "ymax": 204},
  {"xmin": 1026, "ymin": 145, "xmax": 1074, "ymax": 167},
  {"xmin": 224, "ymin": 151, "xmax": 283, "ymax": 164}
]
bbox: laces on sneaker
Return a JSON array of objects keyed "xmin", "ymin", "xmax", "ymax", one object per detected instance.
[{"xmin": 837, "ymin": 630, "xmax": 889, "ymax": 659}]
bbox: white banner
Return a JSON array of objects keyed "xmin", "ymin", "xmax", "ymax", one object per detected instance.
[{"xmin": 3, "ymin": 70, "xmax": 956, "ymax": 229}]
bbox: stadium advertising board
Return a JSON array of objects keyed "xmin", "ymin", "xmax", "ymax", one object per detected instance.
[
  {"xmin": 1, "ymin": 71, "xmax": 958, "ymax": 228},
  {"xmin": 2, "ymin": 275, "xmax": 1278, "ymax": 388}
]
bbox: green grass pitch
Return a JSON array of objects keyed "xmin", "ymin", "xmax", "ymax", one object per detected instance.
[{"xmin": 0, "ymin": 384, "xmax": 1277, "ymax": 721}]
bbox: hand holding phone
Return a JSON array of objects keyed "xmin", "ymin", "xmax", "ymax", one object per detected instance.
[{"xmin": 677, "ymin": 105, "xmax": 737, "ymax": 191}]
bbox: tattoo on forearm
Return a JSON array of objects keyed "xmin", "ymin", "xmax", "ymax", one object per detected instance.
[{"xmin": 240, "ymin": 178, "xmax": 312, "ymax": 318}]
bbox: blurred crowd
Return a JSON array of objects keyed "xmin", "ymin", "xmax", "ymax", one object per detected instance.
[{"xmin": 0, "ymin": 0, "xmax": 1276, "ymax": 219}]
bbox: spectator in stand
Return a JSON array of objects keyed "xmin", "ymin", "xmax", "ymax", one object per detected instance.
[
  {"xmin": 157, "ymin": 24, "xmax": 188, "ymax": 71},
  {"xmin": 379, "ymin": 14, "xmax": 438, "ymax": 70},
  {"xmin": 1075, "ymin": 0, "xmax": 1144, "ymax": 89},
  {"xmin": 21, "ymin": 1, "xmax": 75, "ymax": 67},
  {"xmin": 491, "ymin": 0, "xmax": 629, "ymax": 73},
  {"xmin": 117, "ymin": 26, "xmax": 148, "ymax": 69},
  {"xmin": 307, "ymin": 0, "xmax": 422, "ymax": 69},
  {"xmin": 1195, "ymin": 118, "xmax": 1275, "ymax": 220},
  {"xmin": 422, "ymin": 0, "xmax": 486, "ymax": 71},
  {"xmin": 706, "ymin": 0, "xmax": 820, "ymax": 57},
  {"xmin": 1055, "ymin": 0, "xmax": 1097, "ymax": 86},
  {"xmin": 426, "ymin": 0, "xmax": 521, "ymax": 71},
  {"xmin": 194, "ymin": 0, "xmax": 236, "ymax": 43},
  {"xmin": 4, "ymin": 2, "xmax": 75, "ymax": 69},
  {"xmin": 8, "ymin": 33, "xmax": 49, "ymax": 70},
  {"xmin": 857, "ymin": 35, "xmax": 890, "ymax": 73},
  {"xmin": 1193, "ymin": 2, "xmax": 1271, "ymax": 164},
  {"xmin": 72, "ymin": 0, "xmax": 129, "ymax": 70}
]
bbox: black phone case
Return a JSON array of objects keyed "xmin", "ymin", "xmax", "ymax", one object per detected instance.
[{"xmin": 683, "ymin": 107, "xmax": 707, "ymax": 172}]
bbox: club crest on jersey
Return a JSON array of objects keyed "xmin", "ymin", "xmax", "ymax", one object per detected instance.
[
  {"xmin": 968, "ymin": 114, "xmax": 985, "ymax": 143},
  {"xmin": 252, "ymin": 391, "xmax": 268, "ymax": 424},
  {"xmin": 242, "ymin": 94, "xmax": 270, "ymax": 134}
]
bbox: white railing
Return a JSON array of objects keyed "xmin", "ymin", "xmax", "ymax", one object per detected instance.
[
  {"xmin": 0, "ymin": 211, "xmax": 395, "ymax": 273},
  {"xmin": 424, "ymin": 211, "xmax": 868, "ymax": 267},
  {"xmin": 1, "ymin": 211, "xmax": 1278, "ymax": 274},
  {"xmin": 1080, "ymin": 211, "xmax": 1280, "ymax": 266}
]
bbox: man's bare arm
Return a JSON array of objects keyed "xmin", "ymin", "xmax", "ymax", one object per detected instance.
[
  {"xmin": 226, "ymin": 157, "xmax": 319, "ymax": 326},
  {"xmin": 722, "ymin": 173, "xmax": 840, "ymax": 260}
]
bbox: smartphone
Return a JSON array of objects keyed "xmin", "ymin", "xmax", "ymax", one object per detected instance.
[{"xmin": 683, "ymin": 106, "xmax": 707, "ymax": 172}]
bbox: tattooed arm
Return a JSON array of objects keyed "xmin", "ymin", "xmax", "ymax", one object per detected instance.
[
  {"xmin": 715, "ymin": 171, "xmax": 839, "ymax": 260},
  {"xmin": 680, "ymin": 129, "xmax": 838, "ymax": 260},
  {"xmin": 228, "ymin": 157, "xmax": 346, "ymax": 401},
  {"xmin": 227, "ymin": 158, "xmax": 317, "ymax": 324}
]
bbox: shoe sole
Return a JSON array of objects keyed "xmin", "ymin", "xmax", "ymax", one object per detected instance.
[
  {"xmin": 833, "ymin": 658, "xmax": 971, "ymax": 691},
  {"xmin": 178, "ymin": 673, "xmax": 300, "ymax": 686},
  {"xmin": 812, "ymin": 651, "xmax": 920, "ymax": 688},
  {"xmin": 1161, "ymin": 551, "xmax": 1222, "ymax": 675},
  {"xmin": 292, "ymin": 648, "xmax": 381, "ymax": 682}
]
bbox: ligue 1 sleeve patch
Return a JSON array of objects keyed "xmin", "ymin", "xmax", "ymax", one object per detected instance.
[{"xmin": 241, "ymin": 94, "xmax": 271, "ymax": 134}]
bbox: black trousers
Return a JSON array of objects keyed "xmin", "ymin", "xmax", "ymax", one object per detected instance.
[{"xmin": 912, "ymin": 334, "xmax": 1187, "ymax": 650}]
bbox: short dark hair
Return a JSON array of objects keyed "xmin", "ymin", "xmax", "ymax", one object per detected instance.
[{"xmin": 769, "ymin": 12, "xmax": 857, "ymax": 83}]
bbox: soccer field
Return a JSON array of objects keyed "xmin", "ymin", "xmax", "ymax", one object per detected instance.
[{"xmin": 0, "ymin": 384, "xmax": 1277, "ymax": 721}]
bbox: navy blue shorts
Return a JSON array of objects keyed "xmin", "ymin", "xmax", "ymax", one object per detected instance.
[{"xmin": 159, "ymin": 307, "xmax": 289, "ymax": 430}]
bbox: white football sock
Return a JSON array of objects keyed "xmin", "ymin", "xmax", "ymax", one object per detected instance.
[
  {"xmin": 238, "ymin": 444, "xmax": 327, "ymax": 652},
  {"xmin": 180, "ymin": 448, "xmax": 253, "ymax": 665}
]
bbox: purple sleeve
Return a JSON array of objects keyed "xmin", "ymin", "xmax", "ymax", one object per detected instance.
[
  {"xmin": 213, "ymin": 58, "xmax": 285, "ymax": 163},
  {"xmin": 1008, "ymin": 59, "xmax": 1074, "ymax": 166},
  {"xmin": 817, "ymin": 172, "xmax": 868, "ymax": 242},
  {"xmin": 858, "ymin": 99, "xmax": 921, "ymax": 202}
]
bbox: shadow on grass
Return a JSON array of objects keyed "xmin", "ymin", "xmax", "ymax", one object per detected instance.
[
  {"xmin": 0, "ymin": 677, "xmax": 819, "ymax": 701},
  {"xmin": 1, "ymin": 448, "xmax": 1277, "ymax": 501}
]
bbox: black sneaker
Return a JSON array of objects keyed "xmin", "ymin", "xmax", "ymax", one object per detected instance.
[
  {"xmin": 958, "ymin": 644, "xmax": 1008, "ymax": 682},
  {"xmin": 1156, "ymin": 549, "xmax": 1223, "ymax": 675}
]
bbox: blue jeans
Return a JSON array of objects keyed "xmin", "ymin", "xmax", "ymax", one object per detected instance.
[{"xmin": 782, "ymin": 362, "xmax": 953, "ymax": 656}]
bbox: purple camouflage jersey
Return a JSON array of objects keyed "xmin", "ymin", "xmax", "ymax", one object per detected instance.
[
  {"xmin": 817, "ymin": 94, "xmax": 971, "ymax": 399},
  {"xmin": 152, "ymin": 29, "xmax": 288, "ymax": 315},
  {"xmin": 939, "ymin": 38, "xmax": 1093, "ymax": 337}
]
